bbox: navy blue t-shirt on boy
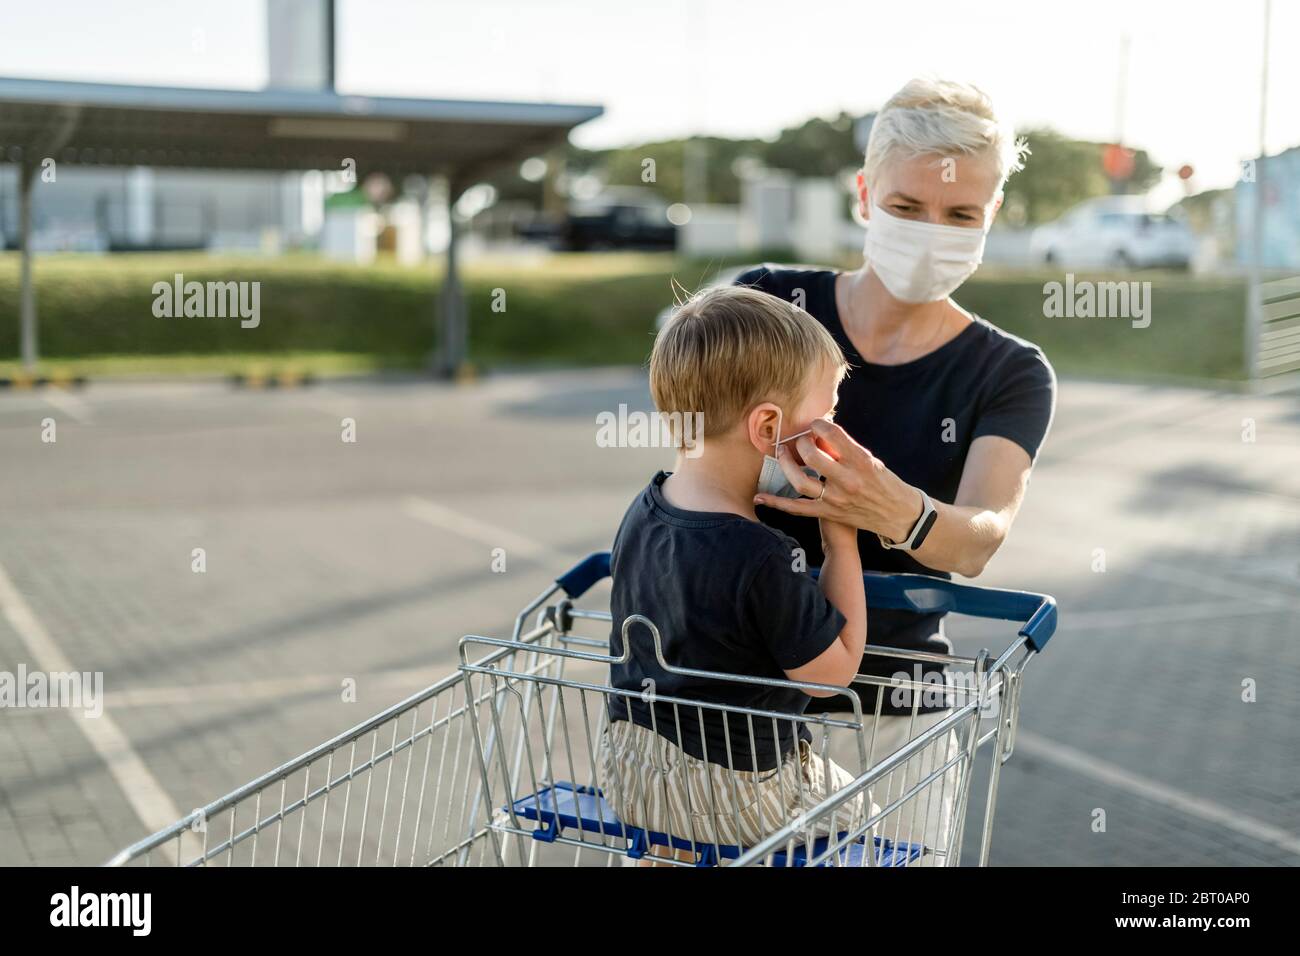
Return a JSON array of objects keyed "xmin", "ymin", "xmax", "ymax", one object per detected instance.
[
  {"xmin": 607, "ymin": 471, "xmax": 846, "ymax": 773},
  {"xmin": 735, "ymin": 265, "xmax": 1057, "ymax": 716}
]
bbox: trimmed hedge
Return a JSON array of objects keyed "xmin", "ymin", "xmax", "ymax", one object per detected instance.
[
  {"xmin": 0, "ymin": 252, "xmax": 1246, "ymax": 380},
  {"xmin": 952, "ymin": 269, "xmax": 1246, "ymax": 382},
  {"xmin": 0, "ymin": 253, "xmax": 674, "ymax": 367}
]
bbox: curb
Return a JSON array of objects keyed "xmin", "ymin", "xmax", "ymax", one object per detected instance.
[
  {"xmin": 0, "ymin": 374, "xmax": 88, "ymax": 390},
  {"xmin": 228, "ymin": 371, "xmax": 318, "ymax": 389}
]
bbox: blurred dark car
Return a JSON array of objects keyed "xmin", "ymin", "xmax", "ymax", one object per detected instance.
[{"xmin": 520, "ymin": 199, "xmax": 677, "ymax": 252}]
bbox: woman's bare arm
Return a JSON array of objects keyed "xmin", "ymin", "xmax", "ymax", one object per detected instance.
[
  {"xmin": 907, "ymin": 435, "xmax": 1032, "ymax": 577},
  {"xmin": 754, "ymin": 421, "xmax": 1035, "ymax": 578}
]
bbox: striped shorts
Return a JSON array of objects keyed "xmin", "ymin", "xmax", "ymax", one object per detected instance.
[{"xmin": 600, "ymin": 718, "xmax": 878, "ymax": 850}]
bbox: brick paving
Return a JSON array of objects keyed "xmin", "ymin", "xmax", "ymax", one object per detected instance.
[{"xmin": 0, "ymin": 372, "xmax": 1296, "ymax": 866}]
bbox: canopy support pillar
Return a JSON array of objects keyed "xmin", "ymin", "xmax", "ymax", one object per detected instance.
[
  {"xmin": 18, "ymin": 159, "xmax": 36, "ymax": 371},
  {"xmin": 434, "ymin": 176, "xmax": 469, "ymax": 380}
]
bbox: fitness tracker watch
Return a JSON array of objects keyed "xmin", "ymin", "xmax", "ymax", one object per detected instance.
[{"xmin": 878, "ymin": 489, "xmax": 938, "ymax": 552}]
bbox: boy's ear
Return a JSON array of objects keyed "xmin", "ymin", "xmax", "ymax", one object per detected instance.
[{"xmin": 746, "ymin": 403, "xmax": 782, "ymax": 455}]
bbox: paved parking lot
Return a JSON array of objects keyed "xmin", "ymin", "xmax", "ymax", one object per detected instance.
[{"xmin": 0, "ymin": 370, "xmax": 1297, "ymax": 866}]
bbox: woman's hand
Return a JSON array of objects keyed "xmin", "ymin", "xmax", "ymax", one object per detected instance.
[
  {"xmin": 754, "ymin": 419, "xmax": 920, "ymax": 542},
  {"xmin": 755, "ymin": 421, "xmax": 1038, "ymax": 579}
]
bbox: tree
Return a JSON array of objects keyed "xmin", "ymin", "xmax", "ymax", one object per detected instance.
[
  {"xmin": 1003, "ymin": 128, "xmax": 1162, "ymax": 225},
  {"xmin": 761, "ymin": 113, "xmax": 862, "ymax": 179},
  {"xmin": 473, "ymin": 117, "xmax": 1165, "ymax": 229},
  {"xmin": 571, "ymin": 137, "xmax": 764, "ymax": 205}
]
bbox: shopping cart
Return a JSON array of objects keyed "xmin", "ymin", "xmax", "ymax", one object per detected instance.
[{"xmin": 105, "ymin": 551, "xmax": 1055, "ymax": 868}]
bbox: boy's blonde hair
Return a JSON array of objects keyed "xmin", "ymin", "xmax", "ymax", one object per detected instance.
[{"xmin": 650, "ymin": 285, "xmax": 848, "ymax": 438}]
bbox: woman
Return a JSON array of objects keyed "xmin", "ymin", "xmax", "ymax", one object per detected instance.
[{"xmin": 742, "ymin": 78, "xmax": 1056, "ymax": 864}]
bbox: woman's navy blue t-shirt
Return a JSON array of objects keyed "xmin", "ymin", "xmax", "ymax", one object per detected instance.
[{"xmin": 735, "ymin": 265, "xmax": 1057, "ymax": 715}]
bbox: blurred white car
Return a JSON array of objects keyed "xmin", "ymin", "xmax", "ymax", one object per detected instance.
[{"xmin": 1029, "ymin": 199, "xmax": 1194, "ymax": 270}]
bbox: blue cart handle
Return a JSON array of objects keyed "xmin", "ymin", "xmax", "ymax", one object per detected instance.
[
  {"xmin": 814, "ymin": 568, "xmax": 1057, "ymax": 652},
  {"xmin": 556, "ymin": 552, "xmax": 1056, "ymax": 652},
  {"xmin": 555, "ymin": 551, "xmax": 612, "ymax": 600}
]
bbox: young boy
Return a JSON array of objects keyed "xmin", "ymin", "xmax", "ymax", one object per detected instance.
[{"xmin": 601, "ymin": 285, "xmax": 875, "ymax": 855}]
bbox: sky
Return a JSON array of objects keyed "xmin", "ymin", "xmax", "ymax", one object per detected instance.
[{"xmin": 0, "ymin": 0, "xmax": 1295, "ymax": 196}]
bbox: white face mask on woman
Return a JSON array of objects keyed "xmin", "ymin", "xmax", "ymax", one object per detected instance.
[{"xmin": 863, "ymin": 201, "xmax": 989, "ymax": 304}]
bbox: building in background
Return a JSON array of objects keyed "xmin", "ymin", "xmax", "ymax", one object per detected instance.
[
  {"xmin": 0, "ymin": 165, "xmax": 320, "ymax": 253},
  {"xmin": 1235, "ymin": 145, "xmax": 1300, "ymax": 270},
  {"xmin": 0, "ymin": 0, "xmax": 338, "ymax": 256}
]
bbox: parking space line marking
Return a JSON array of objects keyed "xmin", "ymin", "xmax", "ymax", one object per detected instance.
[
  {"xmin": 1017, "ymin": 730, "xmax": 1300, "ymax": 858},
  {"xmin": 402, "ymin": 495, "xmax": 554, "ymax": 560},
  {"xmin": 1039, "ymin": 389, "xmax": 1220, "ymax": 464},
  {"xmin": 1018, "ymin": 535, "xmax": 1299, "ymax": 609},
  {"xmin": 0, "ymin": 560, "xmax": 182, "ymax": 851},
  {"xmin": 1057, "ymin": 600, "xmax": 1283, "ymax": 631},
  {"xmin": 104, "ymin": 668, "xmax": 446, "ymax": 708},
  {"xmin": 40, "ymin": 389, "xmax": 94, "ymax": 425}
]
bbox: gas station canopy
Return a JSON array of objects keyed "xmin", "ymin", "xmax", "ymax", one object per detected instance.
[{"xmin": 0, "ymin": 75, "xmax": 602, "ymax": 182}]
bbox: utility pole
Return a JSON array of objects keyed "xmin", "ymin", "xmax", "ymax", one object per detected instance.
[
  {"xmin": 1245, "ymin": 0, "xmax": 1271, "ymax": 380},
  {"xmin": 1112, "ymin": 34, "xmax": 1130, "ymax": 196},
  {"xmin": 1115, "ymin": 34, "xmax": 1129, "ymax": 145}
]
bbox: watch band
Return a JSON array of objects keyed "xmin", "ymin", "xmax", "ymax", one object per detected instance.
[{"xmin": 878, "ymin": 489, "xmax": 937, "ymax": 552}]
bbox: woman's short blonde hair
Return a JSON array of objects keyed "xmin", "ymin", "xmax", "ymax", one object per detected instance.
[
  {"xmin": 864, "ymin": 77, "xmax": 1029, "ymax": 190},
  {"xmin": 650, "ymin": 285, "xmax": 847, "ymax": 437}
]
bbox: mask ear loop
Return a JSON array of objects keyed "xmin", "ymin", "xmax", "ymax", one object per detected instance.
[
  {"xmin": 771, "ymin": 407, "xmax": 816, "ymax": 456},
  {"xmin": 848, "ymin": 166, "xmax": 871, "ymax": 229},
  {"xmin": 851, "ymin": 189, "xmax": 871, "ymax": 229},
  {"xmin": 769, "ymin": 408, "xmax": 821, "ymax": 455}
]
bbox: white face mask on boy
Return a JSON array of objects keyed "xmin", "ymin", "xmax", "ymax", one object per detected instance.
[
  {"xmin": 863, "ymin": 201, "xmax": 989, "ymax": 304},
  {"xmin": 756, "ymin": 409, "xmax": 818, "ymax": 499}
]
